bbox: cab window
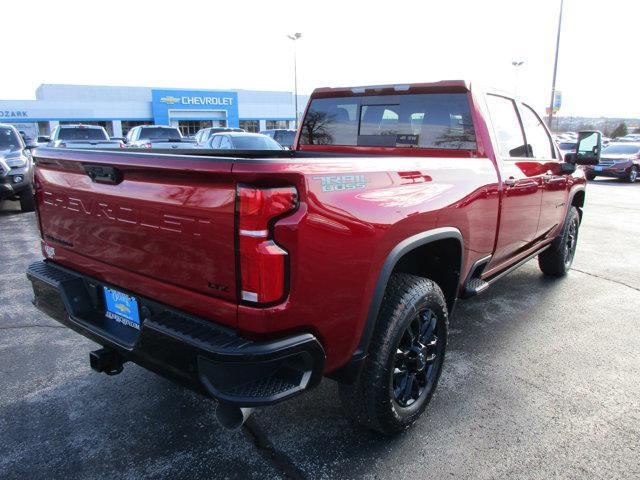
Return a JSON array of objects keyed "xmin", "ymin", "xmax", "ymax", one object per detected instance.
[
  {"xmin": 485, "ymin": 94, "xmax": 527, "ymax": 158},
  {"xmin": 519, "ymin": 104, "xmax": 555, "ymax": 159}
]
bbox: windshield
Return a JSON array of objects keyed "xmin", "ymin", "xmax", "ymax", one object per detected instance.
[
  {"xmin": 0, "ymin": 127, "xmax": 22, "ymax": 149},
  {"xmin": 226, "ymin": 135, "xmax": 283, "ymax": 150},
  {"xmin": 274, "ymin": 130, "xmax": 295, "ymax": 146},
  {"xmin": 58, "ymin": 127, "xmax": 108, "ymax": 141},
  {"xmin": 559, "ymin": 142, "xmax": 577, "ymax": 150},
  {"xmin": 603, "ymin": 144, "xmax": 640, "ymax": 155},
  {"xmin": 299, "ymin": 92, "xmax": 476, "ymax": 149},
  {"xmin": 139, "ymin": 127, "xmax": 183, "ymax": 140}
]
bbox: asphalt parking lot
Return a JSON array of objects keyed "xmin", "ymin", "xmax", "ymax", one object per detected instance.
[{"xmin": 1, "ymin": 179, "xmax": 639, "ymax": 480}]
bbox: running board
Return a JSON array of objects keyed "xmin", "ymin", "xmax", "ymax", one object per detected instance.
[{"xmin": 463, "ymin": 244, "xmax": 551, "ymax": 298}]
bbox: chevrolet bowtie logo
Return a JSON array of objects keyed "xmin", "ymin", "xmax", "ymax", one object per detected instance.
[{"xmin": 159, "ymin": 96, "xmax": 180, "ymax": 105}]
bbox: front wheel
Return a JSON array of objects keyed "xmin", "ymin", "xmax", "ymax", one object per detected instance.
[
  {"xmin": 339, "ymin": 273, "xmax": 448, "ymax": 435},
  {"xmin": 626, "ymin": 166, "xmax": 638, "ymax": 183},
  {"xmin": 538, "ymin": 206, "xmax": 580, "ymax": 276},
  {"xmin": 19, "ymin": 190, "xmax": 35, "ymax": 212}
]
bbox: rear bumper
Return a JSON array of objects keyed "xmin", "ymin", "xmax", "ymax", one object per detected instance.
[{"xmin": 26, "ymin": 260, "xmax": 325, "ymax": 407}]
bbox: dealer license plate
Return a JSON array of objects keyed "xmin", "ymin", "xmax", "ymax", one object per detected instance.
[{"xmin": 103, "ymin": 287, "xmax": 141, "ymax": 330}]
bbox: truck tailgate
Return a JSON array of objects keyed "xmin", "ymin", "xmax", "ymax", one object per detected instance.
[{"xmin": 33, "ymin": 148, "xmax": 238, "ymax": 307}]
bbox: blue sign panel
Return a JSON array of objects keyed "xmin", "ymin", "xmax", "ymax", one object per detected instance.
[{"xmin": 151, "ymin": 89, "xmax": 239, "ymax": 127}]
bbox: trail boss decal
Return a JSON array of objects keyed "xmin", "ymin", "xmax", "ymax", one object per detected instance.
[{"xmin": 312, "ymin": 175, "xmax": 369, "ymax": 193}]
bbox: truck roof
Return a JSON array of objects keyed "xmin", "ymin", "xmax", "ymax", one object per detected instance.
[{"xmin": 310, "ymin": 80, "xmax": 471, "ymax": 98}]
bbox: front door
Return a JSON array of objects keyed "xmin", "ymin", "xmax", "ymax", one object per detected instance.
[
  {"xmin": 517, "ymin": 103, "xmax": 569, "ymax": 238},
  {"xmin": 484, "ymin": 94, "xmax": 544, "ymax": 270}
]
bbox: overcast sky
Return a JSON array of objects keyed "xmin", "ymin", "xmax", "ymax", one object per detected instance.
[{"xmin": 3, "ymin": 0, "xmax": 638, "ymax": 118}]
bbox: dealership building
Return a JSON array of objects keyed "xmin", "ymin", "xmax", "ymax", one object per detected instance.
[{"xmin": 0, "ymin": 84, "xmax": 309, "ymax": 138}]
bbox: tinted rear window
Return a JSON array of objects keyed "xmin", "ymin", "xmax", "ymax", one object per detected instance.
[
  {"xmin": 231, "ymin": 135, "xmax": 282, "ymax": 150},
  {"xmin": 299, "ymin": 93, "xmax": 476, "ymax": 149},
  {"xmin": 139, "ymin": 127, "xmax": 182, "ymax": 140},
  {"xmin": 274, "ymin": 131, "xmax": 295, "ymax": 145},
  {"xmin": 58, "ymin": 127, "xmax": 108, "ymax": 141}
]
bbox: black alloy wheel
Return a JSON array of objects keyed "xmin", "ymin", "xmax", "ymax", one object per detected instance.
[{"xmin": 392, "ymin": 308, "xmax": 441, "ymax": 408}]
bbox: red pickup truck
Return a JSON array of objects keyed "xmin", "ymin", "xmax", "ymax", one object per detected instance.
[{"xmin": 26, "ymin": 81, "xmax": 601, "ymax": 434}]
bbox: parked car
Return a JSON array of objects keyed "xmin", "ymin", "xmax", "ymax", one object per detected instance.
[
  {"xmin": 584, "ymin": 142, "xmax": 640, "ymax": 182},
  {"xmin": 0, "ymin": 124, "xmax": 35, "ymax": 212},
  {"xmin": 48, "ymin": 125, "xmax": 124, "ymax": 149},
  {"xmin": 557, "ymin": 141, "xmax": 577, "ymax": 159},
  {"xmin": 36, "ymin": 136, "xmax": 50, "ymax": 145},
  {"xmin": 194, "ymin": 127, "xmax": 245, "ymax": 146},
  {"xmin": 207, "ymin": 132, "xmax": 283, "ymax": 150},
  {"xmin": 260, "ymin": 129, "xmax": 296, "ymax": 148},
  {"xmin": 26, "ymin": 80, "xmax": 598, "ymax": 435},
  {"xmin": 125, "ymin": 125, "xmax": 197, "ymax": 149},
  {"xmin": 616, "ymin": 134, "xmax": 640, "ymax": 142}
]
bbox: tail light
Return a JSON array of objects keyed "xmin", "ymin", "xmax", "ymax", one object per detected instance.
[
  {"xmin": 237, "ymin": 185, "xmax": 298, "ymax": 305},
  {"xmin": 143, "ymin": 142, "xmax": 152, "ymax": 149}
]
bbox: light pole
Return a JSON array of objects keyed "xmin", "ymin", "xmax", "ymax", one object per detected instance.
[
  {"xmin": 547, "ymin": 0, "xmax": 564, "ymax": 129},
  {"xmin": 511, "ymin": 60, "xmax": 525, "ymax": 96},
  {"xmin": 287, "ymin": 32, "xmax": 302, "ymax": 129}
]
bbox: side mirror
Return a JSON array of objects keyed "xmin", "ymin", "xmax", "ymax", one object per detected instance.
[{"xmin": 566, "ymin": 131, "xmax": 601, "ymax": 165}]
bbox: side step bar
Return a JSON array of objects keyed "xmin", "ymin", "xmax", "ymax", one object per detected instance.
[{"xmin": 462, "ymin": 244, "xmax": 551, "ymax": 298}]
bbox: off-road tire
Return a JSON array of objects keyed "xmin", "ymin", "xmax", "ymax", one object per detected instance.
[
  {"xmin": 19, "ymin": 190, "xmax": 35, "ymax": 212},
  {"xmin": 538, "ymin": 206, "xmax": 580, "ymax": 276},
  {"xmin": 339, "ymin": 273, "xmax": 448, "ymax": 435}
]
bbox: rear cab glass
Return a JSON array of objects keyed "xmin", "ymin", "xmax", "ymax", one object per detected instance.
[
  {"xmin": 58, "ymin": 127, "xmax": 108, "ymax": 141},
  {"xmin": 299, "ymin": 93, "xmax": 476, "ymax": 150},
  {"xmin": 139, "ymin": 127, "xmax": 183, "ymax": 140}
]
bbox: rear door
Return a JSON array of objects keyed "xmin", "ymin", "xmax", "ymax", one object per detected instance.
[{"xmin": 484, "ymin": 94, "xmax": 544, "ymax": 269}]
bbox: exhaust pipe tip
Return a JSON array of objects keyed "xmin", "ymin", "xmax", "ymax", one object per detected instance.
[{"xmin": 216, "ymin": 403, "xmax": 254, "ymax": 430}]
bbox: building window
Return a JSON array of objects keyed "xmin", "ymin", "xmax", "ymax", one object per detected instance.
[
  {"xmin": 121, "ymin": 121, "xmax": 152, "ymax": 136},
  {"xmin": 176, "ymin": 120, "xmax": 226, "ymax": 137},
  {"xmin": 266, "ymin": 120, "xmax": 288, "ymax": 130},
  {"xmin": 239, "ymin": 120, "xmax": 259, "ymax": 133}
]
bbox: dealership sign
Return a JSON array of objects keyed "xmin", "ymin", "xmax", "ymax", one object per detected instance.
[
  {"xmin": 152, "ymin": 89, "xmax": 239, "ymax": 126},
  {"xmin": 0, "ymin": 110, "xmax": 28, "ymax": 118}
]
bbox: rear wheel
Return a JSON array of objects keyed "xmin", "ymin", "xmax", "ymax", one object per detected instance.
[
  {"xmin": 339, "ymin": 273, "xmax": 448, "ymax": 435},
  {"xmin": 19, "ymin": 190, "xmax": 35, "ymax": 212},
  {"xmin": 626, "ymin": 166, "xmax": 638, "ymax": 183},
  {"xmin": 538, "ymin": 206, "xmax": 580, "ymax": 276}
]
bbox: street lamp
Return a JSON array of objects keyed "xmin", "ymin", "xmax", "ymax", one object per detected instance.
[
  {"xmin": 287, "ymin": 32, "xmax": 302, "ymax": 129},
  {"xmin": 511, "ymin": 60, "xmax": 525, "ymax": 96},
  {"xmin": 547, "ymin": 0, "xmax": 564, "ymax": 129}
]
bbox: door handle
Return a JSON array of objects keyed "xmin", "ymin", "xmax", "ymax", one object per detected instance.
[
  {"xmin": 542, "ymin": 171, "xmax": 554, "ymax": 182},
  {"xmin": 504, "ymin": 176, "xmax": 517, "ymax": 187}
]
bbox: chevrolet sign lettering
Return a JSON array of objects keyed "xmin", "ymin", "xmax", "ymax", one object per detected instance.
[
  {"xmin": 42, "ymin": 191, "xmax": 211, "ymax": 237},
  {"xmin": 181, "ymin": 96, "xmax": 233, "ymax": 106}
]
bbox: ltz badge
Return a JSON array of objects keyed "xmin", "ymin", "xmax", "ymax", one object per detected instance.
[{"xmin": 312, "ymin": 175, "xmax": 369, "ymax": 193}]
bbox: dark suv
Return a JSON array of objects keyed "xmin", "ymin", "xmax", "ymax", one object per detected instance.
[
  {"xmin": 0, "ymin": 124, "xmax": 34, "ymax": 212},
  {"xmin": 585, "ymin": 142, "xmax": 640, "ymax": 182}
]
